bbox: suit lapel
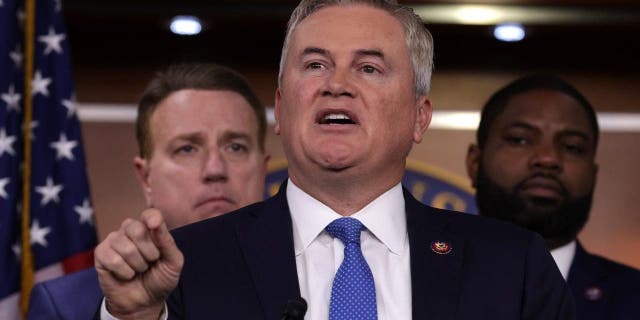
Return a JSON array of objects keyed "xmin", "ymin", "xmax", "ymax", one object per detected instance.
[
  {"xmin": 404, "ymin": 189, "xmax": 465, "ymax": 320},
  {"xmin": 236, "ymin": 182, "xmax": 301, "ymax": 319},
  {"xmin": 567, "ymin": 242, "xmax": 607, "ymax": 319}
]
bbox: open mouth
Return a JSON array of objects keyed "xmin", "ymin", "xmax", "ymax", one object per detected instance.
[{"xmin": 316, "ymin": 110, "xmax": 358, "ymax": 125}]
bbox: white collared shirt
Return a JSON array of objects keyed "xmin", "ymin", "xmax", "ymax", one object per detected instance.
[
  {"xmin": 550, "ymin": 240, "xmax": 577, "ymax": 280},
  {"xmin": 288, "ymin": 179, "xmax": 412, "ymax": 320},
  {"xmin": 102, "ymin": 180, "xmax": 413, "ymax": 320}
]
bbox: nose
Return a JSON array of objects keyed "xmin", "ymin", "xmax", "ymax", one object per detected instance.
[
  {"xmin": 202, "ymin": 148, "xmax": 228, "ymax": 183},
  {"xmin": 529, "ymin": 142, "xmax": 562, "ymax": 173},
  {"xmin": 322, "ymin": 67, "xmax": 355, "ymax": 98}
]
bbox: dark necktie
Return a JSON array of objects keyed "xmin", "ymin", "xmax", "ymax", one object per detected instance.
[{"xmin": 326, "ymin": 217, "xmax": 377, "ymax": 320}]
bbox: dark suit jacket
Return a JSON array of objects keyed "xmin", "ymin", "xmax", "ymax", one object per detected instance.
[
  {"xmin": 568, "ymin": 242, "xmax": 640, "ymax": 320},
  {"xmin": 27, "ymin": 267, "xmax": 102, "ymax": 320},
  {"xmin": 168, "ymin": 183, "xmax": 575, "ymax": 319}
]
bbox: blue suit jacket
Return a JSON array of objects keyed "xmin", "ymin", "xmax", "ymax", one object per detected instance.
[
  {"xmin": 27, "ymin": 267, "xmax": 101, "ymax": 320},
  {"xmin": 167, "ymin": 183, "xmax": 575, "ymax": 319},
  {"xmin": 568, "ymin": 242, "xmax": 640, "ymax": 320}
]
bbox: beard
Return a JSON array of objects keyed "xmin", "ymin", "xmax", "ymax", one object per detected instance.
[{"xmin": 475, "ymin": 166, "xmax": 593, "ymax": 248}]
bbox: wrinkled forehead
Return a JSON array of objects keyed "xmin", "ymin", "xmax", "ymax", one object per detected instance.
[
  {"xmin": 498, "ymin": 89, "xmax": 595, "ymax": 136},
  {"xmin": 149, "ymin": 89, "xmax": 260, "ymax": 140},
  {"xmin": 286, "ymin": 4, "xmax": 408, "ymax": 61}
]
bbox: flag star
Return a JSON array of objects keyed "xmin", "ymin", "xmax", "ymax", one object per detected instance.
[
  {"xmin": 35, "ymin": 177, "xmax": 64, "ymax": 206},
  {"xmin": 12, "ymin": 243, "xmax": 21, "ymax": 259},
  {"xmin": 9, "ymin": 46, "xmax": 23, "ymax": 68},
  {"xmin": 0, "ymin": 177, "xmax": 10, "ymax": 199},
  {"xmin": 2, "ymin": 84, "xmax": 22, "ymax": 112},
  {"xmin": 74, "ymin": 198, "xmax": 94, "ymax": 225},
  {"xmin": 31, "ymin": 70, "xmax": 52, "ymax": 96},
  {"xmin": 61, "ymin": 95, "xmax": 77, "ymax": 118},
  {"xmin": 50, "ymin": 133, "xmax": 77, "ymax": 160},
  {"xmin": 38, "ymin": 26, "xmax": 66, "ymax": 55},
  {"xmin": 0, "ymin": 128, "xmax": 17, "ymax": 157},
  {"xmin": 30, "ymin": 220, "xmax": 52, "ymax": 247}
]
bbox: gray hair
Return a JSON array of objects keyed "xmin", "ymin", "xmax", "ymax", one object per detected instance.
[{"xmin": 277, "ymin": 0, "xmax": 434, "ymax": 97}]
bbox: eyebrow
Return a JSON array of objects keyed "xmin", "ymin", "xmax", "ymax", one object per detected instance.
[
  {"xmin": 302, "ymin": 47, "xmax": 385, "ymax": 60},
  {"xmin": 221, "ymin": 131, "xmax": 253, "ymax": 144},
  {"xmin": 168, "ymin": 131, "xmax": 255, "ymax": 150},
  {"xmin": 302, "ymin": 47, "xmax": 327, "ymax": 56},
  {"xmin": 355, "ymin": 49, "xmax": 384, "ymax": 60},
  {"xmin": 507, "ymin": 121, "xmax": 593, "ymax": 141},
  {"xmin": 171, "ymin": 132, "xmax": 205, "ymax": 145}
]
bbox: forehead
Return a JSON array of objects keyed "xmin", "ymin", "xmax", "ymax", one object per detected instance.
[
  {"xmin": 288, "ymin": 4, "xmax": 408, "ymax": 59},
  {"xmin": 150, "ymin": 89, "xmax": 259, "ymax": 139},
  {"xmin": 492, "ymin": 89, "xmax": 594, "ymax": 136}
]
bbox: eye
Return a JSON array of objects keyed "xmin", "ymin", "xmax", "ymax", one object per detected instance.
[
  {"xmin": 225, "ymin": 142, "xmax": 248, "ymax": 153},
  {"xmin": 175, "ymin": 144, "xmax": 196, "ymax": 154},
  {"xmin": 306, "ymin": 61, "xmax": 325, "ymax": 70},
  {"xmin": 361, "ymin": 65, "xmax": 379, "ymax": 74},
  {"xmin": 562, "ymin": 143, "xmax": 586, "ymax": 155},
  {"xmin": 505, "ymin": 135, "xmax": 528, "ymax": 146}
]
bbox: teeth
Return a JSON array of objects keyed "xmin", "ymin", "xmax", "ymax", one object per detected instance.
[{"xmin": 323, "ymin": 113, "xmax": 351, "ymax": 121}]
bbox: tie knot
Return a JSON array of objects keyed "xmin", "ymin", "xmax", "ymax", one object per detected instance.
[{"xmin": 326, "ymin": 217, "xmax": 364, "ymax": 244}]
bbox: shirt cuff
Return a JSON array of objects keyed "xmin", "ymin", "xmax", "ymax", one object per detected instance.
[{"xmin": 100, "ymin": 298, "xmax": 168, "ymax": 320}]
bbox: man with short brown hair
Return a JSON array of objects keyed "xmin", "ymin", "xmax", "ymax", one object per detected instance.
[{"xmin": 27, "ymin": 63, "xmax": 269, "ymax": 319}]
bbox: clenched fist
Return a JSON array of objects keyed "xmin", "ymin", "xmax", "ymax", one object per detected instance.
[{"xmin": 95, "ymin": 209, "xmax": 184, "ymax": 319}]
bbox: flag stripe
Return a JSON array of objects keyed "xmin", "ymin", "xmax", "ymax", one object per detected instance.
[
  {"xmin": 61, "ymin": 249, "xmax": 94, "ymax": 274},
  {"xmin": 1, "ymin": 0, "xmax": 98, "ymax": 318}
]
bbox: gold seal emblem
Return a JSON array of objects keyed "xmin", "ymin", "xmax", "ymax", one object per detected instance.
[{"xmin": 430, "ymin": 241, "xmax": 452, "ymax": 255}]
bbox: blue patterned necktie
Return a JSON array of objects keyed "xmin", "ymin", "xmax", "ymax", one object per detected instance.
[{"xmin": 326, "ymin": 217, "xmax": 378, "ymax": 320}]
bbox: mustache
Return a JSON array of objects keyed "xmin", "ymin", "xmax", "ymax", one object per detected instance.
[{"xmin": 515, "ymin": 171, "xmax": 569, "ymax": 196}]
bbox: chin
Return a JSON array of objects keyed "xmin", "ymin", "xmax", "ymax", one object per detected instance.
[{"xmin": 198, "ymin": 204, "xmax": 237, "ymax": 220}]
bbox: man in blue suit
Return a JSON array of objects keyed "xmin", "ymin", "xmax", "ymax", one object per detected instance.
[
  {"xmin": 466, "ymin": 74, "xmax": 640, "ymax": 319},
  {"xmin": 26, "ymin": 63, "xmax": 270, "ymax": 319},
  {"xmin": 95, "ymin": 1, "xmax": 575, "ymax": 319}
]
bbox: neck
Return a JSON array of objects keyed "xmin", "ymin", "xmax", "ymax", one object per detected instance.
[
  {"xmin": 546, "ymin": 236, "xmax": 575, "ymax": 250},
  {"xmin": 290, "ymin": 171, "xmax": 401, "ymax": 216}
]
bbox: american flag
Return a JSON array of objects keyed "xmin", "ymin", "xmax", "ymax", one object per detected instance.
[{"xmin": 0, "ymin": 0, "xmax": 97, "ymax": 318}]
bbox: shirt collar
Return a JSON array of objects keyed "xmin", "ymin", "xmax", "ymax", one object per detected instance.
[
  {"xmin": 550, "ymin": 240, "xmax": 577, "ymax": 280},
  {"xmin": 287, "ymin": 179, "xmax": 407, "ymax": 256}
]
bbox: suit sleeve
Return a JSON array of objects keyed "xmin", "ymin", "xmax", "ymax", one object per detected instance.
[
  {"xmin": 26, "ymin": 282, "xmax": 61, "ymax": 320},
  {"xmin": 522, "ymin": 233, "xmax": 576, "ymax": 319}
]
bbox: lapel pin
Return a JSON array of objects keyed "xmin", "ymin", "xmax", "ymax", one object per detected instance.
[
  {"xmin": 430, "ymin": 240, "xmax": 452, "ymax": 255},
  {"xmin": 584, "ymin": 286, "xmax": 603, "ymax": 301}
]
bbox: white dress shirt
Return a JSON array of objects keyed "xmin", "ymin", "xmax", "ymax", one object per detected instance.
[
  {"xmin": 288, "ymin": 179, "xmax": 412, "ymax": 320},
  {"xmin": 550, "ymin": 240, "xmax": 577, "ymax": 281},
  {"xmin": 103, "ymin": 180, "xmax": 413, "ymax": 320}
]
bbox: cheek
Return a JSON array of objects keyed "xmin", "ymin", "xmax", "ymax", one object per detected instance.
[
  {"xmin": 230, "ymin": 157, "xmax": 266, "ymax": 182},
  {"xmin": 148, "ymin": 164, "xmax": 195, "ymax": 199},
  {"xmin": 482, "ymin": 154, "xmax": 525, "ymax": 188},
  {"xmin": 563, "ymin": 164, "xmax": 596, "ymax": 195}
]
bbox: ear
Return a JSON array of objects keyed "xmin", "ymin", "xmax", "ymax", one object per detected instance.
[
  {"xmin": 274, "ymin": 89, "xmax": 282, "ymax": 135},
  {"xmin": 133, "ymin": 156, "xmax": 153, "ymax": 207},
  {"xmin": 465, "ymin": 144, "xmax": 481, "ymax": 188},
  {"xmin": 262, "ymin": 153, "xmax": 271, "ymax": 177},
  {"xmin": 412, "ymin": 96, "xmax": 432, "ymax": 144}
]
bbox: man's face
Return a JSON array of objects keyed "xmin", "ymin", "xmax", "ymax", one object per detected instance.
[
  {"xmin": 275, "ymin": 4, "xmax": 431, "ymax": 190},
  {"xmin": 467, "ymin": 90, "xmax": 598, "ymax": 248},
  {"xmin": 135, "ymin": 89, "xmax": 268, "ymax": 229}
]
